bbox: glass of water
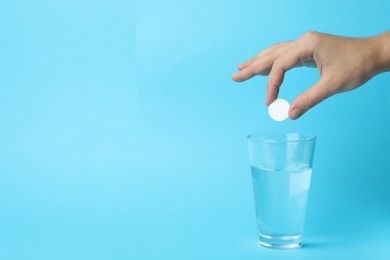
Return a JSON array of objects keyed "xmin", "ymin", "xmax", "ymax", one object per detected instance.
[{"xmin": 247, "ymin": 133, "xmax": 316, "ymax": 249}]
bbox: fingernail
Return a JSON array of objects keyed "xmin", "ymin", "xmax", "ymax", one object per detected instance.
[{"xmin": 289, "ymin": 108, "xmax": 303, "ymax": 120}]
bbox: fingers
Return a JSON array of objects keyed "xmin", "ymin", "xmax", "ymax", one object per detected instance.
[
  {"xmin": 232, "ymin": 31, "xmax": 331, "ymax": 119},
  {"xmin": 288, "ymin": 77, "xmax": 332, "ymax": 120},
  {"xmin": 232, "ymin": 59, "xmax": 272, "ymax": 82},
  {"xmin": 237, "ymin": 57, "xmax": 257, "ymax": 71},
  {"xmin": 237, "ymin": 52, "xmax": 263, "ymax": 70},
  {"xmin": 234, "ymin": 42, "xmax": 288, "ymax": 74},
  {"xmin": 265, "ymin": 47, "xmax": 303, "ymax": 105}
]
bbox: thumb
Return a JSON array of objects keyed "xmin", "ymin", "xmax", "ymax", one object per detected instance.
[{"xmin": 289, "ymin": 78, "xmax": 332, "ymax": 120}]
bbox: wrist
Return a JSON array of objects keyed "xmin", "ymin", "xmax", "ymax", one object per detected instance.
[{"xmin": 375, "ymin": 31, "xmax": 390, "ymax": 73}]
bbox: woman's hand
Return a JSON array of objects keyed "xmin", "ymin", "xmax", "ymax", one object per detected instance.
[{"xmin": 232, "ymin": 31, "xmax": 390, "ymax": 119}]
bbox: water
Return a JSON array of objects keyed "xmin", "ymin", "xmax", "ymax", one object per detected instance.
[{"xmin": 251, "ymin": 165, "xmax": 312, "ymax": 238}]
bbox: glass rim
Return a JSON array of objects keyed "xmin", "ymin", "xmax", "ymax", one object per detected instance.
[{"xmin": 247, "ymin": 132, "xmax": 316, "ymax": 143}]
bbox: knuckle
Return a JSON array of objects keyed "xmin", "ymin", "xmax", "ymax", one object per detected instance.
[
  {"xmin": 299, "ymin": 93, "xmax": 316, "ymax": 109},
  {"xmin": 258, "ymin": 68, "xmax": 270, "ymax": 76},
  {"xmin": 299, "ymin": 31, "xmax": 320, "ymax": 46},
  {"xmin": 271, "ymin": 59, "xmax": 284, "ymax": 72},
  {"xmin": 246, "ymin": 66, "xmax": 258, "ymax": 76},
  {"xmin": 302, "ymin": 31, "xmax": 319, "ymax": 39}
]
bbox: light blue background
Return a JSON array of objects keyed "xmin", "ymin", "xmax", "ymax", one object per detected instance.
[{"xmin": 1, "ymin": 0, "xmax": 389, "ymax": 259}]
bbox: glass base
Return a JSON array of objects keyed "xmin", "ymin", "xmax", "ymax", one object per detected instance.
[{"xmin": 259, "ymin": 233, "xmax": 302, "ymax": 249}]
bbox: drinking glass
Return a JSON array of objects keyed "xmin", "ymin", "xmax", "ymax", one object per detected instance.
[{"xmin": 247, "ymin": 133, "xmax": 316, "ymax": 249}]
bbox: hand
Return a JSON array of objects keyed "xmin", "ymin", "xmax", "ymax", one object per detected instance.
[{"xmin": 232, "ymin": 31, "xmax": 390, "ymax": 119}]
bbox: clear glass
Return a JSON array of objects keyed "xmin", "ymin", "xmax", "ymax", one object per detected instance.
[{"xmin": 247, "ymin": 133, "xmax": 316, "ymax": 249}]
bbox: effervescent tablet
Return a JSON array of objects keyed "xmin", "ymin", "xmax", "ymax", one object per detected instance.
[{"xmin": 268, "ymin": 99, "xmax": 290, "ymax": 121}]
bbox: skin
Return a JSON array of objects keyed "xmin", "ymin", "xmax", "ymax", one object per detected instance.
[{"xmin": 232, "ymin": 31, "xmax": 390, "ymax": 119}]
